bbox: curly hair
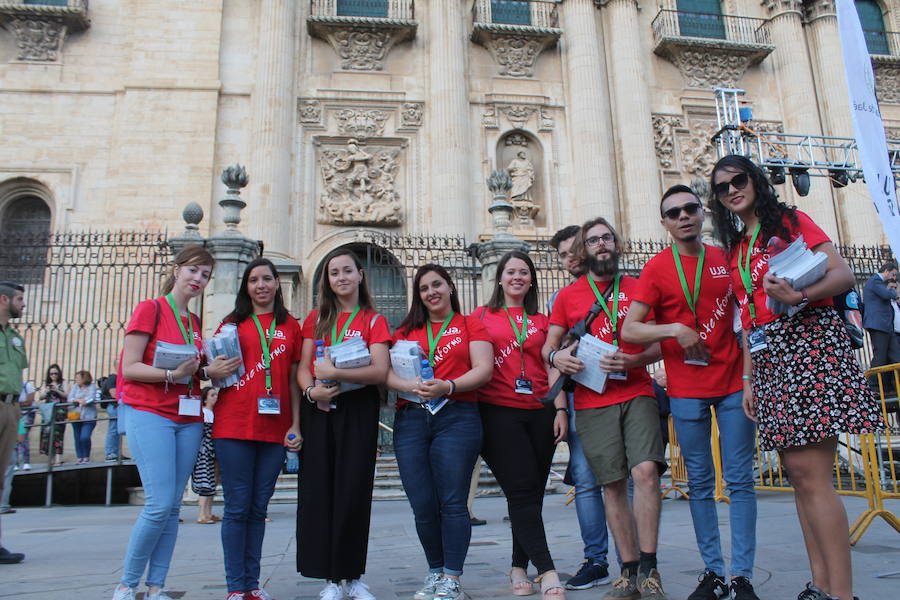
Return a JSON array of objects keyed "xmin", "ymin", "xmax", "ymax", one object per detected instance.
[{"xmin": 708, "ymin": 155, "xmax": 797, "ymax": 252}]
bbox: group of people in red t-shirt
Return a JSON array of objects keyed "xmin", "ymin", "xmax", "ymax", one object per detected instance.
[{"xmin": 109, "ymin": 155, "xmax": 882, "ymax": 600}]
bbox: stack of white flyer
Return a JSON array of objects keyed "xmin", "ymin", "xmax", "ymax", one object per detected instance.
[
  {"xmin": 765, "ymin": 235, "xmax": 828, "ymax": 316},
  {"xmin": 152, "ymin": 341, "xmax": 200, "ymax": 385},
  {"xmin": 203, "ymin": 324, "xmax": 246, "ymax": 388},
  {"xmin": 327, "ymin": 337, "xmax": 372, "ymax": 393},
  {"xmin": 571, "ymin": 334, "xmax": 618, "ymax": 395},
  {"xmin": 390, "ymin": 340, "xmax": 425, "ymax": 402}
]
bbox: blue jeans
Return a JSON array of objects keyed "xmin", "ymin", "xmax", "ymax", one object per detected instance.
[
  {"xmin": 120, "ymin": 408, "xmax": 203, "ymax": 589},
  {"xmin": 106, "ymin": 404, "xmax": 122, "ymax": 458},
  {"xmin": 215, "ymin": 438, "xmax": 285, "ymax": 593},
  {"xmin": 72, "ymin": 420, "xmax": 96, "ymax": 460},
  {"xmin": 394, "ymin": 401, "xmax": 482, "ymax": 576},
  {"xmin": 567, "ymin": 393, "xmax": 612, "ymax": 567},
  {"xmin": 670, "ymin": 390, "xmax": 757, "ymax": 578}
]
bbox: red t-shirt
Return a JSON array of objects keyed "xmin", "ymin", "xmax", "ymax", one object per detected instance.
[
  {"xmin": 548, "ymin": 275, "xmax": 654, "ymax": 410},
  {"xmin": 212, "ymin": 313, "xmax": 303, "ymax": 443},
  {"xmin": 121, "ymin": 298, "xmax": 204, "ymax": 423},
  {"xmin": 301, "ymin": 307, "xmax": 392, "ymax": 378},
  {"xmin": 730, "ymin": 210, "xmax": 833, "ymax": 330},
  {"xmin": 476, "ymin": 306, "xmax": 550, "ymax": 409},
  {"xmin": 392, "ymin": 312, "xmax": 492, "ymax": 407},
  {"xmin": 632, "ymin": 245, "xmax": 742, "ymax": 399}
]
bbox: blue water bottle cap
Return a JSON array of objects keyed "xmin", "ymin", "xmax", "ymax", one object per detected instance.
[{"xmin": 288, "ymin": 433, "xmax": 296, "ymax": 440}]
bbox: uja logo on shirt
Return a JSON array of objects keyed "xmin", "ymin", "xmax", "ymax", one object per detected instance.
[{"xmin": 708, "ymin": 266, "xmax": 730, "ymax": 279}]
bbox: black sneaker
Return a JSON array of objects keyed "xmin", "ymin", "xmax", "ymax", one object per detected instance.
[
  {"xmin": 730, "ymin": 577, "xmax": 759, "ymax": 600},
  {"xmin": 566, "ymin": 560, "xmax": 611, "ymax": 590},
  {"xmin": 797, "ymin": 582, "xmax": 826, "ymax": 600},
  {"xmin": 0, "ymin": 547, "xmax": 24, "ymax": 564},
  {"xmin": 687, "ymin": 570, "xmax": 727, "ymax": 600}
]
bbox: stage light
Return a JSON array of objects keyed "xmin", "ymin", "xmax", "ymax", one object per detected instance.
[
  {"xmin": 767, "ymin": 162, "xmax": 786, "ymax": 185},
  {"xmin": 829, "ymin": 169, "xmax": 849, "ymax": 188},
  {"xmin": 790, "ymin": 166, "xmax": 811, "ymax": 196}
]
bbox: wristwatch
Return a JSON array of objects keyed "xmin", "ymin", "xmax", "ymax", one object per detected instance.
[{"xmin": 794, "ymin": 288, "xmax": 810, "ymax": 310}]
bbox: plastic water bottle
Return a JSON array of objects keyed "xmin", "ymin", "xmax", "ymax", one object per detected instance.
[
  {"xmin": 315, "ymin": 340, "xmax": 334, "ymax": 385},
  {"xmin": 420, "ymin": 359, "xmax": 434, "ymax": 382},
  {"xmin": 284, "ymin": 433, "xmax": 300, "ymax": 474}
]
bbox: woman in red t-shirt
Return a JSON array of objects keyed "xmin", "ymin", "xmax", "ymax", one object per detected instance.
[
  {"xmin": 296, "ymin": 248, "xmax": 390, "ymax": 600},
  {"xmin": 477, "ymin": 251, "xmax": 568, "ymax": 598},
  {"xmin": 212, "ymin": 257, "xmax": 303, "ymax": 600},
  {"xmin": 386, "ymin": 263, "xmax": 493, "ymax": 600},
  {"xmin": 112, "ymin": 246, "xmax": 241, "ymax": 600},
  {"xmin": 710, "ymin": 155, "xmax": 883, "ymax": 600}
]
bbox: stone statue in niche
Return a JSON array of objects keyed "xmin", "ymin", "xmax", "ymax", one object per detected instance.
[
  {"xmin": 318, "ymin": 138, "xmax": 402, "ymax": 225},
  {"xmin": 506, "ymin": 150, "xmax": 539, "ymax": 223}
]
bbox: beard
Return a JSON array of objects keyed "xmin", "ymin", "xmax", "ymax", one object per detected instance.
[
  {"xmin": 8, "ymin": 304, "xmax": 21, "ymax": 319},
  {"xmin": 587, "ymin": 249, "xmax": 620, "ymax": 278}
]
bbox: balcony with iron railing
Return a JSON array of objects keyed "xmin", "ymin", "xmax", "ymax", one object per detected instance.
[
  {"xmin": 307, "ymin": 0, "xmax": 417, "ymax": 71},
  {"xmin": 865, "ymin": 29, "xmax": 900, "ymax": 57},
  {"xmin": 471, "ymin": 0, "xmax": 562, "ymax": 77},
  {"xmin": 0, "ymin": 0, "xmax": 88, "ymax": 26},
  {"xmin": 0, "ymin": 0, "xmax": 90, "ymax": 61}
]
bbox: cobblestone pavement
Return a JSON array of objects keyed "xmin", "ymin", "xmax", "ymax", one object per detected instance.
[{"xmin": 1, "ymin": 492, "xmax": 898, "ymax": 599}]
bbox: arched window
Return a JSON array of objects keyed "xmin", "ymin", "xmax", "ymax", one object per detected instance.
[
  {"xmin": 857, "ymin": 0, "xmax": 890, "ymax": 55},
  {"xmin": 677, "ymin": 0, "xmax": 725, "ymax": 40},
  {"xmin": 0, "ymin": 194, "xmax": 52, "ymax": 285},
  {"xmin": 312, "ymin": 243, "xmax": 407, "ymax": 330},
  {"xmin": 336, "ymin": 0, "xmax": 388, "ymax": 18}
]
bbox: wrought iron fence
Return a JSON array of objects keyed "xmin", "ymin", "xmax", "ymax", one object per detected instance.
[
  {"xmin": 0, "ymin": 231, "xmax": 172, "ymax": 387},
  {"xmin": 651, "ymin": 9, "xmax": 771, "ymax": 46},
  {"xmin": 472, "ymin": 0, "xmax": 559, "ymax": 29}
]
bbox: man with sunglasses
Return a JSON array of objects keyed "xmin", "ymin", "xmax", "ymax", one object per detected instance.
[
  {"xmin": 621, "ymin": 186, "xmax": 758, "ymax": 600},
  {"xmin": 544, "ymin": 218, "xmax": 666, "ymax": 600},
  {"xmin": 0, "ymin": 282, "xmax": 26, "ymax": 565}
]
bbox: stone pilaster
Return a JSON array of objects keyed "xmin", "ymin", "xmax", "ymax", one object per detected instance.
[
  {"xmin": 428, "ymin": 0, "xmax": 472, "ymax": 235},
  {"xmin": 599, "ymin": 0, "xmax": 661, "ymax": 240},
  {"xmin": 764, "ymin": 0, "xmax": 840, "ymax": 239},
  {"xmin": 805, "ymin": 0, "xmax": 882, "ymax": 245},
  {"xmin": 247, "ymin": 0, "xmax": 296, "ymax": 259},
  {"xmin": 560, "ymin": 0, "xmax": 617, "ymax": 225}
]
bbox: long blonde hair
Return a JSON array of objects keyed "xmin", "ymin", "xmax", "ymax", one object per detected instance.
[{"xmin": 160, "ymin": 246, "xmax": 216, "ymax": 295}]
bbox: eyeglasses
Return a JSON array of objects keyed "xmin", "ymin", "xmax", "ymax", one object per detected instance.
[
  {"xmin": 713, "ymin": 172, "xmax": 750, "ymax": 198},
  {"xmin": 662, "ymin": 202, "xmax": 702, "ymax": 220},
  {"xmin": 585, "ymin": 233, "xmax": 615, "ymax": 248}
]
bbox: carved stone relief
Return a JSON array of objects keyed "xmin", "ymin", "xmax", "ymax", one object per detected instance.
[
  {"xmin": 499, "ymin": 105, "xmax": 538, "ymax": 127},
  {"xmin": 539, "ymin": 106, "xmax": 554, "ymax": 131},
  {"xmin": 400, "ymin": 103, "xmax": 423, "ymax": 128},
  {"xmin": 505, "ymin": 133, "xmax": 528, "ymax": 147},
  {"xmin": 668, "ymin": 47, "xmax": 757, "ymax": 89},
  {"xmin": 334, "ymin": 109, "xmax": 389, "ymax": 138},
  {"xmin": 874, "ymin": 59, "xmax": 900, "ymax": 104},
  {"xmin": 299, "ymin": 99, "xmax": 323, "ymax": 125},
  {"xmin": 9, "ymin": 17, "xmax": 65, "ymax": 62},
  {"xmin": 483, "ymin": 105, "xmax": 499, "ymax": 129},
  {"xmin": 317, "ymin": 139, "xmax": 403, "ymax": 226},
  {"xmin": 485, "ymin": 35, "xmax": 547, "ymax": 77},
  {"xmin": 497, "ymin": 131, "xmax": 542, "ymax": 227},
  {"xmin": 652, "ymin": 115, "xmax": 683, "ymax": 170},
  {"xmin": 315, "ymin": 27, "xmax": 398, "ymax": 71}
]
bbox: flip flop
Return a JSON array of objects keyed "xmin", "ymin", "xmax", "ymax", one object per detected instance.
[
  {"xmin": 196, "ymin": 517, "xmax": 215, "ymax": 524},
  {"xmin": 510, "ymin": 570, "xmax": 536, "ymax": 596}
]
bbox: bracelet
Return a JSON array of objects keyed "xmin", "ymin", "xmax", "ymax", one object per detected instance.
[
  {"xmin": 304, "ymin": 385, "xmax": 315, "ymax": 403},
  {"xmin": 741, "ymin": 375, "xmax": 751, "ymax": 381},
  {"xmin": 548, "ymin": 350, "xmax": 558, "ymax": 367},
  {"xmin": 200, "ymin": 367, "xmax": 209, "ymax": 380},
  {"xmin": 165, "ymin": 369, "xmax": 174, "ymax": 384},
  {"xmin": 555, "ymin": 406, "xmax": 569, "ymax": 414},
  {"xmin": 447, "ymin": 379, "xmax": 457, "ymax": 395}
]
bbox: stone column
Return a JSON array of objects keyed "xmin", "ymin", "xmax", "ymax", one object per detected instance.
[
  {"xmin": 805, "ymin": 0, "xmax": 881, "ymax": 245},
  {"xmin": 247, "ymin": 0, "xmax": 296, "ymax": 260},
  {"xmin": 599, "ymin": 0, "xmax": 661, "ymax": 240},
  {"xmin": 478, "ymin": 171, "xmax": 530, "ymax": 297},
  {"xmin": 763, "ymin": 0, "xmax": 840, "ymax": 239},
  {"xmin": 428, "ymin": 0, "xmax": 472, "ymax": 235},
  {"xmin": 560, "ymin": 0, "xmax": 618, "ymax": 225}
]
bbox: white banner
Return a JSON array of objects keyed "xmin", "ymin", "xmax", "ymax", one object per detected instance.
[{"xmin": 837, "ymin": 0, "xmax": 900, "ymax": 260}]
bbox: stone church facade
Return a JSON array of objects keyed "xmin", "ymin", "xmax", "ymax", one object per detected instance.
[{"xmin": 1, "ymin": 0, "xmax": 899, "ymax": 304}]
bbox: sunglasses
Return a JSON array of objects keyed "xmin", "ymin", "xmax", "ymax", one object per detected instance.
[
  {"xmin": 662, "ymin": 202, "xmax": 702, "ymax": 220},
  {"xmin": 713, "ymin": 172, "xmax": 750, "ymax": 198}
]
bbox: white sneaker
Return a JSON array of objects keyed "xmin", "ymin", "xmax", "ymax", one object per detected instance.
[
  {"xmin": 111, "ymin": 586, "xmax": 135, "ymax": 600},
  {"xmin": 320, "ymin": 582, "xmax": 345, "ymax": 600},
  {"xmin": 21, "ymin": 463, "xmax": 30, "ymax": 471},
  {"xmin": 147, "ymin": 592, "xmax": 175, "ymax": 600},
  {"xmin": 434, "ymin": 577, "xmax": 464, "ymax": 600},
  {"xmin": 414, "ymin": 573, "xmax": 443, "ymax": 600},
  {"xmin": 345, "ymin": 579, "xmax": 376, "ymax": 600},
  {"xmin": 247, "ymin": 589, "xmax": 275, "ymax": 600}
]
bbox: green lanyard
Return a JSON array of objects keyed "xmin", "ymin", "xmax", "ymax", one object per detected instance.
[
  {"xmin": 503, "ymin": 306, "xmax": 529, "ymax": 376},
  {"xmin": 586, "ymin": 274, "xmax": 621, "ymax": 346},
  {"xmin": 251, "ymin": 314, "xmax": 277, "ymax": 393},
  {"xmin": 165, "ymin": 293, "xmax": 195, "ymax": 345},
  {"xmin": 426, "ymin": 312, "xmax": 455, "ymax": 366},
  {"xmin": 737, "ymin": 223, "xmax": 762, "ymax": 325},
  {"xmin": 671, "ymin": 244, "xmax": 706, "ymax": 330},
  {"xmin": 331, "ymin": 305, "xmax": 361, "ymax": 345}
]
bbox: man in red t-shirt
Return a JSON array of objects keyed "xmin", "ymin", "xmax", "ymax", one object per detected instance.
[
  {"xmin": 544, "ymin": 218, "xmax": 665, "ymax": 600},
  {"xmin": 621, "ymin": 186, "xmax": 759, "ymax": 600}
]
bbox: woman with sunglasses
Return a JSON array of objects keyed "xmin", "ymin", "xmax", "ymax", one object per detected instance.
[
  {"xmin": 112, "ymin": 246, "xmax": 242, "ymax": 600},
  {"xmin": 212, "ymin": 258, "xmax": 303, "ymax": 600},
  {"xmin": 476, "ymin": 251, "xmax": 568, "ymax": 599},
  {"xmin": 387, "ymin": 263, "xmax": 493, "ymax": 600},
  {"xmin": 38, "ymin": 363, "xmax": 68, "ymax": 466},
  {"xmin": 296, "ymin": 248, "xmax": 391, "ymax": 600},
  {"xmin": 709, "ymin": 155, "xmax": 882, "ymax": 600}
]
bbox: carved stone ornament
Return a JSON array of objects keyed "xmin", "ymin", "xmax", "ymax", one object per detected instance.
[
  {"xmin": 885, "ymin": 126, "xmax": 900, "ymax": 141},
  {"xmin": 499, "ymin": 104, "xmax": 538, "ymax": 126},
  {"xmin": 652, "ymin": 115, "xmax": 684, "ymax": 170},
  {"xmin": 471, "ymin": 1, "xmax": 562, "ymax": 78},
  {"xmin": 505, "ymin": 133, "xmax": 528, "ymax": 146},
  {"xmin": 400, "ymin": 102, "xmax": 423, "ymax": 128},
  {"xmin": 483, "ymin": 105, "xmax": 500, "ymax": 129},
  {"xmin": 673, "ymin": 115, "xmax": 785, "ymax": 176},
  {"xmin": 334, "ymin": 108, "xmax": 389, "ymax": 138},
  {"xmin": 299, "ymin": 99, "xmax": 323, "ymax": 124},
  {"xmin": 0, "ymin": 0, "xmax": 90, "ymax": 62},
  {"xmin": 307, "ymin": 21, "xmax": 416, "ymax": 71},
  {"xmin": 318, "ymin": 139, "xmax": 403, "ymax": 226},
  {"xmin": 662, "ymin": 44, "xmax": 768, "ymax": 89},
  {"xmin": 761, "ymin": 0, "xmax": 804, "ymax": 16},
  {"xmin": 484, "ymin": 35, "xmax": 551, "ymax": 77},
  {"xmin": 873, "ymin": 56, "xmax": 900, "ymax": 105},
  {"xmin": 539, "ymin": 106, "xmax": 554, "ymax": 131}
]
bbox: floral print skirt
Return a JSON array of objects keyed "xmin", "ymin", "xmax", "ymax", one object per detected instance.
[{"xmin": 752, "ymin": 306, "xmax": 884, "ymax": 451}]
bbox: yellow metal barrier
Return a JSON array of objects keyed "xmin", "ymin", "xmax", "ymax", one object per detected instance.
[{"xmin": 661, "ymin": 415, "xmax": 689, "ymax": 500}]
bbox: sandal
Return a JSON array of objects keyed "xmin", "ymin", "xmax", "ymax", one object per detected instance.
[
  {"xmin": 510, "ymin": 569, "xmax": 536, "ymax": 596},
  {"xmin": 196, "ymin": 517, "xmax": 215, "ymax": 524},
  {"xmin": 535, "ymin": 571, "xmax": 566, "ymax": 600},
  {"xmin": 211, "ymin": 514, "xmax": 223, "ymax": 522}
]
